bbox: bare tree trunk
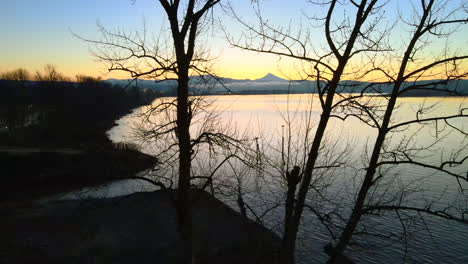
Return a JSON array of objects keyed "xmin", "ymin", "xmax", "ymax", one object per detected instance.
[
  {"xmin": 331, "ymin": 0, "xmax": 468, "ymax": 259},
  {"xmin": 163, "ymin": 1, "xmax": 221, "ymax": 262},
  {"xmin": 281, "ymin": 166, "xmax": 301, "ymax": 264},
  {"xmin": 280, "ymin": 79, "xmax": 337, "ymax": 264},
  {"xmin": 263, "ymin": 2, "xmax": 379, "ymax": 261},
  {"xmin": 176, "ymin": 67, "xmax": 193, "ymax": 264},
  {"xmin": 81, "ymin": 1, "xmax": 221, "ymax": 263},
  {"xmin": 332, "ymin": 86, "xmax": 399, "ymax": 256}
]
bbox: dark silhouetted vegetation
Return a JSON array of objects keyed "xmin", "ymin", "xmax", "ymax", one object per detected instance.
[
  {"xmin": 0, "ymin": 66, "xmax": 158, "ymax": 201},
  {"xmin": 0, "ymin": 66, "xmax": 157, "ymax": 148}
]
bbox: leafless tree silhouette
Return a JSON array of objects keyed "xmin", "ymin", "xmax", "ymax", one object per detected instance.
[
  {"xmin": 328, "ymin": 0, "xmax": 468, "ymax": 262},
  {"xmin": 227, "ymin": 0, "xmax": 468, "ymax": 263},
  {"xmin": 225, "ymin": 0, "xmax": 395, "ymax": 262},
  {"xmin": 73, "ymin": 1, "xmax": 252, "ymax": 263}
]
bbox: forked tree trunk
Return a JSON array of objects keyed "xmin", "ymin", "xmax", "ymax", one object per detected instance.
[
  {"xmin": 162, "ymin": 0, "xmax": 220, "ymax": 261},
  {"xmin": 330, "ymin": 83, "xmax": 401, "ymax": 261},
  {"xmin": 279, "ymin": 74, "xmax": 341, "ymax": 264},
  {"xmin": 330, "ymin": 1, "xmax": 434, "ymax": 259},
  {"xmin": 278, "ymin": 0, "xmax": 375, "ymax": 258}
]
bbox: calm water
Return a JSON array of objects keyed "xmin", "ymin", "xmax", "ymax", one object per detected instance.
[{"xmin": 105, "ymin": 94, "xmax": 467, "ymax": 263}]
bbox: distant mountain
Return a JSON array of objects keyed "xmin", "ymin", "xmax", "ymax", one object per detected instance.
[
  {"xmin": 254, "ymin": 73, "xmax": 288, "ymax": 82},
  {"xmin": 102, "ymin": 76, "xmax": 468, "ymax": 97}
]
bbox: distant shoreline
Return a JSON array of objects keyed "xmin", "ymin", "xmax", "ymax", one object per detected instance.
[
  {"xmin": 183, "ymin": 91, "xmax": 468, "ymax": 97},
  {"xmin": 105, "ymin": 75, "xmax": 468, "ymax": 97}
]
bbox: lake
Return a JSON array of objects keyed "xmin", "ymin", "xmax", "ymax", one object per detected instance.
[{"xmin": 104, "ymin": 94, "xmax": 468, "ymax": 263}]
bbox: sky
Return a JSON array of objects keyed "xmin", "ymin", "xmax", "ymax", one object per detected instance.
[{"xmin": 1, "ymin": 0, "xmax": 466, "ymax": 80}]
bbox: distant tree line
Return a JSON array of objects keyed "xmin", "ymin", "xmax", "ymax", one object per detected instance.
[{"xmin": 0, "ymin": 65, "xmax": 157, "ymax": 148}]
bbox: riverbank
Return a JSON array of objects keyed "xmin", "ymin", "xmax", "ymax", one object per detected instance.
[
  {"xmin": 1, "ymin": 148, "xmax": 156, "ymax": 202},
  {"xmin": 0, "ymin": 189, "xmax": 280, "ymax": 263},
  {"xmin": 0, "ymin": 77, "xmax": 159, "ymax": 202}
]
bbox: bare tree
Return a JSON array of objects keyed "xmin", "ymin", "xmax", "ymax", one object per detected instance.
[
  {"xmin": 328, "ymin": 0, "xmax": 468, "ymax": 261},
  {"xmin": 77, "ymin": 1, "xmax": 227, "ymax": 263},
  {"xmin": 225, "ymin": 0, "xmax": 393, "ymax": 262},
  {"xmin": 35, "ymin": 64, "xmax": 69, "ymax": 82},
  {"xmin": 1, "ymin": 68, "xmax": 31, "ymax": 82}
]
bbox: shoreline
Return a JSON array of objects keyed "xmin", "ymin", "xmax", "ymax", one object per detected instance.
[
  {"xmin": 1, "ymin": 148, "xmax": 156, "ymax": 203},
  {"xmin": 1, "ymin": 189, "xmax": 280, "ymax": 263}
]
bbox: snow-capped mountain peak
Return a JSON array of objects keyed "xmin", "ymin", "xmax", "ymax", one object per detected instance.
[{"xmin": 254, "ymin": 73, "xmax": 287, "ymax": 82}]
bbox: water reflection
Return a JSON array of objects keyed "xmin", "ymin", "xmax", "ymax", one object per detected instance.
[{"xmin": 105, "ymin": 94, "xmax": 467, "ymax": 264}]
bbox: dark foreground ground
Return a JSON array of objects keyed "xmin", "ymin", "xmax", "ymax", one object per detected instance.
[
  {"xmin": 0, "ymin": 189, "xmax": 280, "ymax": 264},
  {"xmin": 0, "ymin": 78, "xmax": 280, "ymax": 263}
]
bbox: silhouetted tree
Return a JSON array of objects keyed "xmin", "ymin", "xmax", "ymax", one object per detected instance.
[
  {"xmin": 1, "ymin": 68, "xmax": 31, "ymax": 82},
  {"xmin": 328, "ymin": 0, "xmax": 468, "ymax": 261},
  {"xmin": 35, "ymin": 64, "xmax": 69, "ymax": 82},
  {"xmin": 0, "ymin": 68, "xmax": 32, "ymax": 136},
  {"xmin": 78, "ymin": 1, "xmax": 228, "ymax": 263},
  {"xmin": 1, "ymin": 65, "xmax": 152, "ymax": 147},
  {"xmin": 226, "ymin": 1, "xmax": 390, "ymax": 262}
]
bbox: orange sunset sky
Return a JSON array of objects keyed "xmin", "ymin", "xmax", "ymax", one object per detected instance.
[{"xmin": 1, "ymin": 0, "xmax": 467, "ymax": 81}]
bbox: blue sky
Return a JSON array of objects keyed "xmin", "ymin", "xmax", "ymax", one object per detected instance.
[
  {"xmin": 1, "ymin": 0, "xmax": 164, "ymax": 77},
  {"xmin": 1, "ymin": 0, "xmax": 466, "ymax": 80}
]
